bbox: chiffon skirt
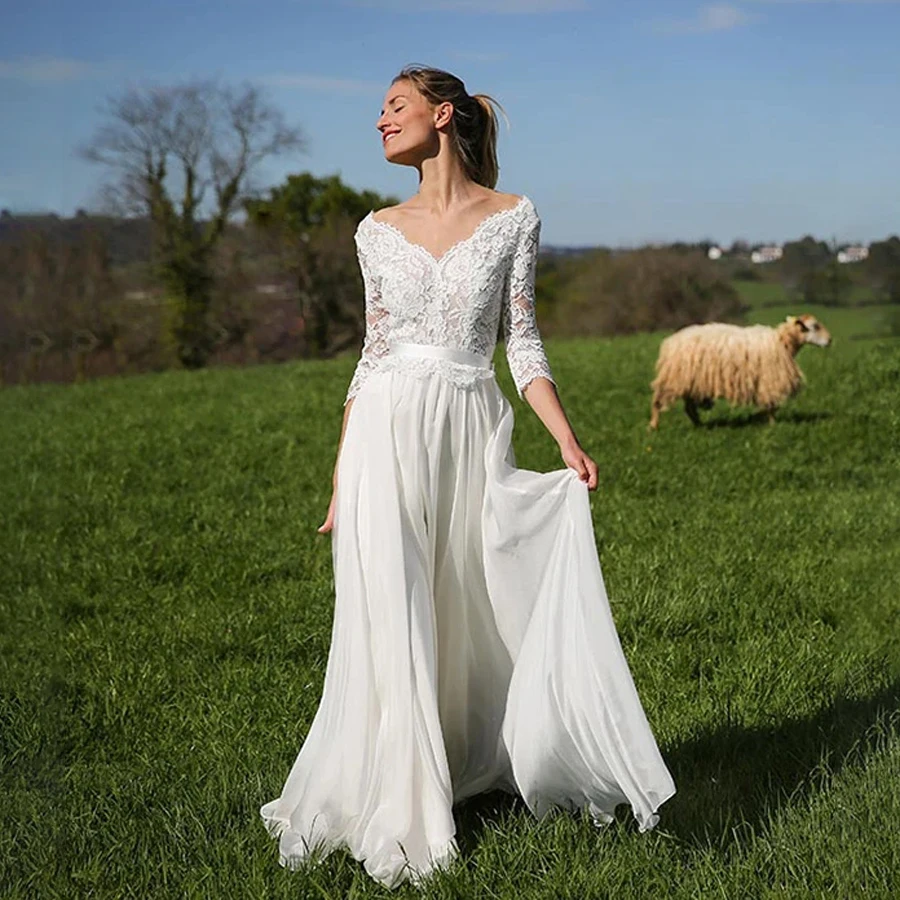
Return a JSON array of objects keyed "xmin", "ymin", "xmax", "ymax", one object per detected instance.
[{"xmin": 260, "ymin": 343, "xmax": 675, "ymax": 888}]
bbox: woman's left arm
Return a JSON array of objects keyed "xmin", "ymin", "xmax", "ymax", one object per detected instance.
[
  {"xmin": 521, "ymin": 378, "xmax": 598, "ymax": 490},
  {"xmin": 503, "ymin": 202, "xmax": 599, "ymax": 490}
]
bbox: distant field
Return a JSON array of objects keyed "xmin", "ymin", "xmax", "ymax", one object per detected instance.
[
  {"xmin": 732, "ymin": 278, "xmax": 787, "ymax": 310},
  {"xmin": 733, "ymin": 278, "xmax": 896, "ymax": 341},
  {"xmin": 1, "ymin": 328, "xmax": 899, "ymax": 898}
]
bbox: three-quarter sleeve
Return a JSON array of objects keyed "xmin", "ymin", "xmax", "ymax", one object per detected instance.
[
  {"xmin": 344, "ymin": 221, "xmax": 390, "ymax": 406},
  {"xmin": 502, "ymin": 205, "xmax": 556, "ymax": 400}
]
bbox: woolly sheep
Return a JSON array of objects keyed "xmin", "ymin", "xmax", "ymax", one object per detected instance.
[{"xmin": 649, "ymin": 314, "xmax": 832, "ymax": 430}]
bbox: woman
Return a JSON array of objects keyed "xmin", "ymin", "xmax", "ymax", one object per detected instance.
[{"xmin": 260, "ymin": 65, "xmax": 675, "ymax": 889}]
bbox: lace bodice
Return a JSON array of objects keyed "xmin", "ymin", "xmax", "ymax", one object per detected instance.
[{"xmin": 344, "ymin": 195, "xmax": 556, "ymax": 405}]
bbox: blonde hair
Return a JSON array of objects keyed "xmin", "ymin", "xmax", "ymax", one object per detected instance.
[{"xmin": 393, "ymin": 65, "xmax": 504, "ymax": 189}]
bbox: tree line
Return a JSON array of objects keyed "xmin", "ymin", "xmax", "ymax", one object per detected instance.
[
  {"xmin": 1, "ymin": 78, "xmax": 898, "ymax": 386},
  {"xmin": 763, "ymin": 235, "xmax": 900, "ymax": 307}
]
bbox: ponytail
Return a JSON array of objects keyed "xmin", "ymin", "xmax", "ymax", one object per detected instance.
[{"xmin": 470, "ymin": 94, "xmax": 501, "ymax": 189}]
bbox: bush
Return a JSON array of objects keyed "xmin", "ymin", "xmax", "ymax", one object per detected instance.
[
  {"xmin": 732, "ymin": 265, "xmax": 762, "ymax": 282},
  {"xmin": 865, "ymin": 236, "xmax": 900, "ymax": 305},
  {"xmin": 548, "ymin": 249, "xmax": 743, "ymax": 337},
  {"xmin": 797, "ymin": 261, "xmax": 854, "ymax": 307}
]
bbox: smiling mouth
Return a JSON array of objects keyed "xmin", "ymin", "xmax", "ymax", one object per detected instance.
[{"xmin": 383, "ymin": 131, "xmax": 400, "ymax": 144}]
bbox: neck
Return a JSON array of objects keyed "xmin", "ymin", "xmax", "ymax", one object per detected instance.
[
  {"xmin": 414, "ymin": 142, "xmax": 478, "ymax": 212},
  {"xmin": 777, "ymin": 322, "xmax": 804, "ymax": 356}
]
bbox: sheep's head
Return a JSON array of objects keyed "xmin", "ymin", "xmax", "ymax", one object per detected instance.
[{"xmin": 785, "ymin": 314, "xmax": 832, "ymax": 348}]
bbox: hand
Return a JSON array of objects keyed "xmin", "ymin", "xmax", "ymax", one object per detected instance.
[
  {"xmin": 560, "ymin": 440, "xmax": 599, "ymax": 490},
  {"xmin": 317, "ymin": 483, "xmax": 337, "ymax": 533}
]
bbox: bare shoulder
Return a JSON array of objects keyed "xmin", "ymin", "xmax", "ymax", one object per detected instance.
[
  {"xmin": 491, "ymin": 191, "xmax": 525, "ymax": 212},
  {"xmin": 371, "ymin": 201, "xmax": 414, "ymax": 227},
  {"xmin": 470, "ymin": 190, "xmax": 525, "ymax": 217},
  {"xmin": 492, "ymin": 191, "xmax": 536, "ymax": 222}
]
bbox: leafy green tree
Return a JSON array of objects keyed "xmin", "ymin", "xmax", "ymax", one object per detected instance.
[
  {"xmin": 246, "ymin": 174, "xmax": 397, "ymax": 357},
  {"xmin": 777, "ymin": 236, "xmax": 851, "ymax": 305},
  {"xmin": 866, "ymin": 236, "xmax": 900, "ymax": 304},
  {"xmin": 81, "ymin": 79, "xmax": 304, "ymax": 368},
  {"xmin": 779, "ymin": 236, "xmax": 830, "ymax": 284},
  {"xmin": 801, "ymin": 260, "xmax": 853, "ymax": 307}
]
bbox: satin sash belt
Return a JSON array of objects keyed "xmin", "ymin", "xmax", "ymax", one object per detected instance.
[{"xmin": 389, "ymin": 341, "xmax": 492, "ymax": 370}]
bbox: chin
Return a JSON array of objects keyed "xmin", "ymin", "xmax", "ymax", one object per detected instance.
[{"xmin": 383, "ymin": 142, "xmax": 415, "ymax": 165}]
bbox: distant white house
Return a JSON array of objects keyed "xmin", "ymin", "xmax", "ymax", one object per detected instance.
[
  {"xmin": 707, "ymin": 246, "xmax": 723, "ymax": 260},
  {"xmin": 751, "ymin": 245, "xmax": 783, "ymax": 264},
  {"xmin": 836, "ymin": 245, "xmax": 869, "ymax": 264}
]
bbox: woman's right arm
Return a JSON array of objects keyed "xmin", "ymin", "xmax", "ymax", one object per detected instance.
[
  {"xmin": 317, "ymin": 397, "xmax": 354, "ymax": 534},
  {"xmin": 319, "ymin": 219, "xmax": 388, "ymax": 534}
]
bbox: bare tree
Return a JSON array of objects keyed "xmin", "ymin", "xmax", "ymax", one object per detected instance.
[{"xmin": 80, "ymin": 79, "xmax": 304, "ymax": 368}]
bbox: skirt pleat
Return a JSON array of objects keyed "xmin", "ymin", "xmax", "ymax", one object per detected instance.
[{"xmin": 260, "ymin": 368, "xmax": 675, "ymax": 888}]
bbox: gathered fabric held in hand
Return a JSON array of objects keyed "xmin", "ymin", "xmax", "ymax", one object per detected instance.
[{"xmin": 259, "ymin": 196, "xmax": 676, "ymax": 889}]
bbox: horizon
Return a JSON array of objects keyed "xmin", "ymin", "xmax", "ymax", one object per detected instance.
[{"xmin": 0, "ymin": 205, "xmax": 890, "ymax": 253}]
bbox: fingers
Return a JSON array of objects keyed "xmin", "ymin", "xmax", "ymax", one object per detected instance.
[
  {"xmin": 572, "ymin": 452, "xmax": 599, "ymax": 491},
  {"xmin": 317, "ymin": 501, "xmax": 336, "ymax": 534},
  {"xmin": 586, "ymin": 458, "xmax": 599, "ymax": 490},
  {"xmin": 564, "ymin": 449, "xmax": 590, "ymax": 484},
  {"xmin": 575, "ymin": 458, "xmax": 588, "ymax": 482}
]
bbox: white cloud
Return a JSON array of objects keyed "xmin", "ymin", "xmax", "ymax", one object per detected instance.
[
  {"xmin": 260, "ymin": 74, "xmax": 383, "ymax": 94},
  {"xmin": 655, "ymin": 4, "xmax": 753, "ymax": 33},
  {"xmin": 347, "ymin": 0, "xmax": 588, "ymax": 12},
  {"xmin": 0, "ymin": 56, "xmax": 102, "ymax": 83}
]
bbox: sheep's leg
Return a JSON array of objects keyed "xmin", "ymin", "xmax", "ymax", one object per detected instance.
[
  {"xmin": 684, "ymin": 396, "xmax": 701, "ymax": 426},
  {"xmin": 766, "ymin": 406, "xmax": 777, "ymax": 425},
  {"xmin": 649, "ymin": 394, "xmax": 663, "ymax": 431}
]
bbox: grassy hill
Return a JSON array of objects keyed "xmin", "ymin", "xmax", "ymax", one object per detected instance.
[{"xmin": 1, "ymin": 322, "xmax": 898, "ymax": 897}]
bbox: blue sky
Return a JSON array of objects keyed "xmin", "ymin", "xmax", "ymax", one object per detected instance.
[{"xmin": 1, "ymin": 0, "xmax": 898, "ymax": 246}]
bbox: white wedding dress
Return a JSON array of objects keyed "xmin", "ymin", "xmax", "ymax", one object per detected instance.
[{"xmin": 259, "ymin": 195, "xmax": 675, "ymax": 888}]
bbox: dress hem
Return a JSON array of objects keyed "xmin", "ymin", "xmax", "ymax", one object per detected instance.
[{"xmin": 259, "ymin": 807, "xmax": 460, "ymax": 888}]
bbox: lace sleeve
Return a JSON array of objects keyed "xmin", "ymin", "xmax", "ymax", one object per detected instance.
[
  {"xmin": 502, "ymin": 204, "xmax": 556, "ymax": 400},
  {"xmin": 344, "ymin": 219, "xmax": 390, "ymax": 406}
]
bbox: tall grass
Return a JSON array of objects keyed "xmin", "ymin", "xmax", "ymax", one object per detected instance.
[{"xmin": 2, "ymin": 320, "xmax": 898, "ymax": 898}]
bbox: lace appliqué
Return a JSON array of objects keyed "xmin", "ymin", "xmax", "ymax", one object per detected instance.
[
  {"xmin": 344, "ymin": 195, "xmax": 555, "ymax": 406},
  {"xmin": 344, "ymin": 231, "xmax": 390, "ymax": 404},
  {"xmin": 502, "ymin": 213, "xmax": 556, "ymax": 400}
]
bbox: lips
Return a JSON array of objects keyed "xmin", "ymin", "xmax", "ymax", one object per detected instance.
[{"xmin": 383, "ymin": 130, "xmax": 400, "ymax": 144}]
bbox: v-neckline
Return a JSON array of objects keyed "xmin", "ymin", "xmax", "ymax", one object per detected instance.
[{"xmin": 367, "ymin": 195, "xmax": 529, "ymax": 265}]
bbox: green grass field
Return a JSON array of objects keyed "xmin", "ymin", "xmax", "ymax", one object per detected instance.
[
  {"xmin": 2, "ymin": 315, "xmax": 899, "ymax": 898},
  {"xmin": 733, "ymin": 279, "xmax": 896, "ymax": 341}
]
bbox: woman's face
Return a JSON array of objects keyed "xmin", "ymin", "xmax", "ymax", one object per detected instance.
[{"xmin": 376, "ymin": 79, "xmax": 446, "ymax": 165}]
